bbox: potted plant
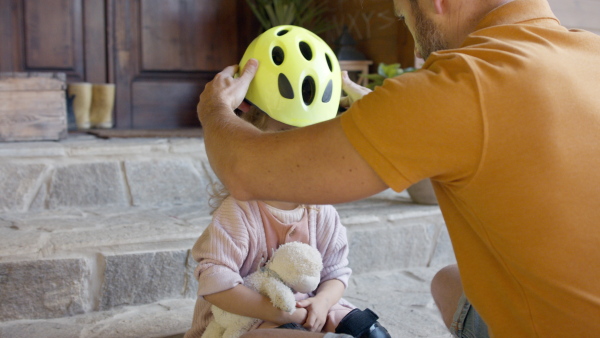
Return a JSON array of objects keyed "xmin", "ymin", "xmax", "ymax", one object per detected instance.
[
  {"xmin": 246, "ymin": 0, "xmax": 332, "ymax": 35},
  {"xmin": 361, "ymin": 62, "xmax": 416, "ymax": 90}
]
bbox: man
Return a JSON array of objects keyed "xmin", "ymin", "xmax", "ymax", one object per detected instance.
[{"xmin": 197, "ymin": 0, "xmax": 600, "ymax": 336}]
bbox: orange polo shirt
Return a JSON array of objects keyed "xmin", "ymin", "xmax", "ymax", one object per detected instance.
[{"xmin": 341, "ymin": 0, "xmax": 600, "ymax": 336}]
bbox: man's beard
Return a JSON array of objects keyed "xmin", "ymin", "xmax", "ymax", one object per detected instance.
[{"xmin": 412, "ymin": 3, "xmax": 448, "ymax": 59}]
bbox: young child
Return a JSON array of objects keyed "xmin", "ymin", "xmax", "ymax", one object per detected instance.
[{"xmin": 184, "ymin": 25, "xmax": 390, "ymax": 338}]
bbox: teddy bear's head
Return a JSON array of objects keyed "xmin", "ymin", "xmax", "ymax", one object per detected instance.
[{"xmin": 267, "ymin": 242, "xmax": 323, "ymax": 293}]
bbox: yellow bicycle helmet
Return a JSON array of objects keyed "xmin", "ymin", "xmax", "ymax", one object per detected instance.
[{"xmin": 239, "ymin": 25, "xmax": 341, "ymax": 127}]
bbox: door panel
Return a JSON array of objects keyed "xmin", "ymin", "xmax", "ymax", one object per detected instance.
[
  {"xmin": 140, "ymin": 0, "xmax": 239, "ymax": 72},
  {"xmin": 112, "ymin": 0, "xmax": 254, "ymax": 129},
  {"xmin": 0, "ymin": 0, "xmax": 106, "ymax": 82},
  {"xmin": 24, "ymin": 0, "xmax": 81, "ymax": 70},
  {"xmin": 131, "ymin": 81, "xmax": 206, "ymax": 129}
]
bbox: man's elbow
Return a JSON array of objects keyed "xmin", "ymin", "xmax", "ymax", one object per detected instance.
[{"xmin": 220, "ymin": 166, "xmax": 255, "ymax": 202}]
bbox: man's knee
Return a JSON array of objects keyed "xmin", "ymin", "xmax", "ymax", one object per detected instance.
[
  {"xmin": 431, "ymin": 264, "xmax": 461, "ymax": 297},
  {"xmin": 431, "ymin": 264, "xmax": 463, "ymax": 328}
]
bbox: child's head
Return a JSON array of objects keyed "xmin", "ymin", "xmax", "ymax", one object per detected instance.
[
  {"xmin": 210, "ymin": 26, "xmax": 341, "ymax": 210},
  {"xmin": 238, "ymin": 25, "xmax": 341, "ymax": 128}
]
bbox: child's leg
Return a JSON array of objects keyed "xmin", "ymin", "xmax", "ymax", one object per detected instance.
[{"xmin": 323, "ymin": 303, "xmax": 354, "ymax": 333}]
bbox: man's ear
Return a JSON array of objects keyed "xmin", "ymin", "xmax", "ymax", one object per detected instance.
[{"xmin": 433, "ymin": 0, "xmax": 446, "ymax": 14}]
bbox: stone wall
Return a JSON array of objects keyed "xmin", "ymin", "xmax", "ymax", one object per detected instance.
[
  {"xmin": 0, "ymin": 136, "xmax": 215, "ymax": 213},
  {"xmin": 548, "ymin": 0, "xmax": 600, "ymax": 35}
]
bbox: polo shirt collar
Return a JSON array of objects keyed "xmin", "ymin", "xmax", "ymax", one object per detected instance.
[{"xmin": 475, "ymin": 0, "xmax": 559, "ymax": 31}]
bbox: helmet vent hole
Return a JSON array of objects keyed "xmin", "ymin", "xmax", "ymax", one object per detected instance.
[
  {"xmin": 277, "ymin": 29, "xmax": 289, "ymax": 36},
  {"xmin": 272, "ymin": 46, "xmax": 285, "ymax": 66},
  {"xmin": 302, "ymin": 76, "xmax": 316, "ymax": 105},
  {"xmin": 278, "ymin": 73, "xmax": 294, "ymax": 99},
  {"xmin": 325, "ymin": 54, "xmax": 333, "ymax": 72},
  {"xmin": 299, "ymin": 42, "xmax": 313, "ymax": 61},
  {"xmin": 322, "ymin": 79, "xmax": 333, "ymax": 103}
]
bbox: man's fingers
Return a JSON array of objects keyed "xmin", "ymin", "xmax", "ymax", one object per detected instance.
[
  {"xmin": 219, "ymin": 64, "xmax": 239, "ymax": 78},
  {"xmin": 238, "ymin": 58, "xmax": 259, "ymax": 84}
]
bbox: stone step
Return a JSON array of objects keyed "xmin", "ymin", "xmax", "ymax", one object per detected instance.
[
  {"xmin": 0, "ymin": 267, "xmax": 453, "ymax": 338},
  {"xmin": 0, "ymin": 135, "xmax": 455, "ymax": 334},
  {"xmin": 0, "ymin": 195, "xmax": 454, "ymax": 321}
]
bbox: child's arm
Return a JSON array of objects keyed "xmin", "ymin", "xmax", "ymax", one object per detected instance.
[
  {"xmin": 205, "ymin": 284, "xmax": 308, "ymax": 325},
  {"xmin": 296, "ymin": 279, "xmax": 346, "ymax": 332}
]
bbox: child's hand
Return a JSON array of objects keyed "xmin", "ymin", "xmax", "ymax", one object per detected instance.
[
  {"xmin": 287, "ymin": 307, "xmax": 308, "ymax": 325},
  {"xmin": 340, "ymin": 70, "xmax": 372, "ymax": 108},
  {"xmin": 296, "ymin": 297, "xmax": 329, "ymax": 332}
]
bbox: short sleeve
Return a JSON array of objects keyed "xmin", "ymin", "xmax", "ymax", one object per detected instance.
[{"xmin": 340, "ymin": 54, "xmax": 484, "ymax": 192}]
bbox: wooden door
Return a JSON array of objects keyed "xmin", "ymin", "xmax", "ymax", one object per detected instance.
[
  {"xmin": 110, "ymin": 0, "xmax": 256, "ymax": 129},
  {"xmin": 0, "ymin": 0, "xmax": 107, "ymax": 83}
]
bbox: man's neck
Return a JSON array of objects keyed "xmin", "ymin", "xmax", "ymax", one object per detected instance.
[{"xmin": 448, "ymin": 0, "xmax": 516, "ymax": 48}]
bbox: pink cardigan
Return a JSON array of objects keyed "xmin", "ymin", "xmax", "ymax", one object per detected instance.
[{"xmin": 184, "ymin": 196, "xmax": 352, "ymax": 337}]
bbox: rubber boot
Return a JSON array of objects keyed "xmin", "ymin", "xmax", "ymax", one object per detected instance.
[
  {"xmin": 335, "ymin": 308, "xmax": 391, "ymax": 338},
  {"xmin": 90, "ymin": 83, "xmax": 115, "ymax": 128},
  {"xmin": 67, "ymin": 83, "xmax": 92, "ymax": 130}
]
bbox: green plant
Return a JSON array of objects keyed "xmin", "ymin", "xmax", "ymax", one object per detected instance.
[
  {"xmin": 361, "ymin": 63, "xmax": 417, "ymax": 90},
  {"xmin": 246, "ymin": 0, "xmax": 333, "ymax": 35}
]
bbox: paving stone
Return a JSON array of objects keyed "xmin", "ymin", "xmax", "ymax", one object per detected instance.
[
  {"xmin": 83, "ymin": 299, "xmax": 195, "ymax": 338},
  {"xmin": 65, "ymin": 138, "xmax": 170, "ymax": 157},
  {"xmin": 47, "ymin": 162, "xmax": 129, "ymax": 209},
  {"xmin": 169, "ymin": 138, "xmax": 204, "ymax": 154},
  {"xmin": 0, "ymin": 142, "xmax": 67, "ymax": 158},
  {"xmin": 0, "ymin": 163, "xmax": 47, "ymax": 212},
  {"xmin": 124, "ymin": 158, "xmax": 207, "ymax": 207},
  {"xmin": 0, "ymin": 224, "xmax": 46, "ymax": 258},
  {"xmin": 345, "ymin": 268, "xmax": 452, "ymax": 338},
  {"xmin": 99, "ymin": 250, "xmax": 197, "ymax": 311},
  {"xmin": 0, "ymin": 258, "xmax": 91, "ymax": 320},
  {"xmin": 0, "ymin": 299, "xmax": 195, "ymax": 338}
]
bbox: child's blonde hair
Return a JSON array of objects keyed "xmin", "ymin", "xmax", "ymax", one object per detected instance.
[{"xmin": 208, "ymin": 106, "xmax": 270, "ymax": 212}]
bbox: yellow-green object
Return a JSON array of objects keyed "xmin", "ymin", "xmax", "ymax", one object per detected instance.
[
  {"xmin": 362, "ymin": 63, "xmax": 417, "ymax": 90},
  {"xmin": 239, "ymin": 25, "xmax": 341, "ymax": 127}
]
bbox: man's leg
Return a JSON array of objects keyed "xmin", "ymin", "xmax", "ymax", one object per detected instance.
[
  {"xmin": 431, "ymin": 264, "xmax": 489, "ymax": 338},
  {"xmin": 431, "ymin": 264, "xmax": 464, "ymax": 328},
  {"xmin": 241, "ymin": 330, "xmax": 350, "ymax": 338}
]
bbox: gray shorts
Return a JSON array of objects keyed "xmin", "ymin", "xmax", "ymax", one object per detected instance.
[{"xmin": 451, "ymin": 294, "xmax": 489, "ymax": 338}]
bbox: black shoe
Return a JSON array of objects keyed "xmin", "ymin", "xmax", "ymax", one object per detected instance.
[
  {"xmin": 277, "ymin": 322, "xmax": 308, "ymax": 331},
  {"xmin": 335, "ymin": 308, "xmax": 391, "ymax": 338}
]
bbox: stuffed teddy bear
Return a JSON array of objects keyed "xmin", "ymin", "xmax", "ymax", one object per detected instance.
[{"xmin": 201, "ymin": 241, "xmax": 323, "ymax": 338}]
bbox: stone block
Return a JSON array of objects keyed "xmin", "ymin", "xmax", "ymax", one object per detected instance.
[
  {"xmin": 0, "ymin": 258, "xmax": 91, "ymax": 320},
  {"xmin": 47, "ymin": 213, "xmax": 199, "ymax": 252},
  {"xmin": 86, "ymin": 299, "xmax": 195, "ymax": 338},
  {"xmin": 0, "ymin": 163, "xmax": 47, "ymax": 212},
  {"xmin": 0, "ymin": 225, "xmax": 45, "ymax": 257},
  {"xmin": 347, "ymin": 218, "xmax": 440, "ymax": 274},
  {"xmin": 66, "ymin": 138, "xmax": 170, "ymax": 157},
  {"xmin": 428, "ymin": 225, "xmax": 457, "ymax": 268},
  {"xmin": 100, "ymin": 250, "xmax": 194, "ymax": 310},
  {"xmin": 0, "ymin": 299, "xmax": 195, "ymax": 338},
  {"xmin": 47, "ymin": 162, "xmax": 129, "ymax": 209},
  {"xmin": 124, "ymin": 158, "xmax": 207, "ymax": 207}
]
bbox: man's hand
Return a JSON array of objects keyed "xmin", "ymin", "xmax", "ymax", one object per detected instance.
[
  {"xmin": 340, "ymin": 70, "xmax": 372, "ymax": 108},
  {"xmin": 197, "ymin": 59, "xmax": 259, "ymax": 124},
  {"xmin": 296, "ymin": 296, "xmax": 330, "ymax": 332}
]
